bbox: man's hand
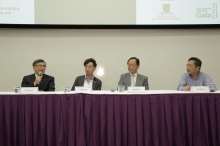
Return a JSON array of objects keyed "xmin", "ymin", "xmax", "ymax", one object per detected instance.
[
  {"xmin": 34, "ymin": 76, "xmax": 42, "ymax": 86},
  {"xmin": 183, "ymin": 86, "xmax": 190, "ymax": 91}
]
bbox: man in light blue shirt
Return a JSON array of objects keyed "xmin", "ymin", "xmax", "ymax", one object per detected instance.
[{"xmin": 177, "ymin": 57, "xmax": 217, "ymax": 91}]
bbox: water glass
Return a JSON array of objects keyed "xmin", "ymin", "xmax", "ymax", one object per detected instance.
[
  {"xmin": 118, "ymin": 85, "xmax": 125, "ymax": 92},
  {"xmin": 63, "ymin": 86, "xmax": 70, "ymax": 92},
  {"xmin": 14, "ymin": 86, "xmax": 20, "ymax": 93}
]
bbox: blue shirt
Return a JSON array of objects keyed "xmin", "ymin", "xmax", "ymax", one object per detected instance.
[{"xmin": 177, "ymin": 72, "xmax": 217, "ymax": 91}]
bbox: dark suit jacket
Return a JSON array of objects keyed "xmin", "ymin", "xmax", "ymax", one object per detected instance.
[
  {"xmin": 118, "ymin": 73, "xmax": 149, "ymax": 90},
  {"xmin": 71, "ymin": 75, "xmax": 102, "ymax": 91},
  {"xmin": 21, "ymin": 73, "xmax": 55, "ymax": 91}
]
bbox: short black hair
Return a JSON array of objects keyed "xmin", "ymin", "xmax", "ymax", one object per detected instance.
[
  {"xmin": 32, "ymin": 59, "xmax": 46, "ymax": 66},
  {"xmin": 188, "ymin": 57, "xmax": 202, "ymax": 69},
  {"xmin": 84, "ymin": 58, "xmax": 97, "ymax": 67},
  {"xmin": 127, "ymin": 57, "xmax": 140, "ymax": 65}
]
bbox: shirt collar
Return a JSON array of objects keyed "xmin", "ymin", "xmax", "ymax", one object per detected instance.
[
  {"xmin": 35, "ymin": 74, "xmax": 43, "ymax": 78},
  {"xmin": 189, "ymin": 71, "xmax": 200, "ymax": 80},
  {"xmin": 130, "ymin": 73, "xmax": 137, "ymax": 77},
  {"xmin": 85, "ymin": 75, "xmax": 94, "ymax": 80}
]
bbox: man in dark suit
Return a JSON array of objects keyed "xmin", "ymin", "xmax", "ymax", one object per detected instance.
[
  {"xmin": 118, "ymin": 57, "xmax": 149, "ymax": 90},
  {"xmin": 71, "ymin": 58, "xmax": 102, "ymax": 91},
  {"xmin": 21, "ymin": 59, "xmax": 55, "ymax": 91}
]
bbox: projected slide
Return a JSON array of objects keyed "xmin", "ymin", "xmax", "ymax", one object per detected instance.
[
  {"xmin": 0, "ymin": 0, "xmax": 34, "ymax": 24},
  {"xmin": 0, "ymin": 0, "xmax": 219, "ymax": 25},
  {"xmin": 136, "ymin": 0, "xmax": 220, "ymax": 24}
]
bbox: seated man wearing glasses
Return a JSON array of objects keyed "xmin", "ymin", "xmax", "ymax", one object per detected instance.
[
  {"xmin": 21, "ymin": 59, "xmax": 55, "ymax": 91},
  {"xmin": 177, "ymin": 57, "xmax": 217, "ymax": 91}
]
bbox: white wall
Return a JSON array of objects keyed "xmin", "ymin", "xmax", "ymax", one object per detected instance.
[{"xmin": 0, "ymin": 29, "xmax": 220, "ymax": 91}]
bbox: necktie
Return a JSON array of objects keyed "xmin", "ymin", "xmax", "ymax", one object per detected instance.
[{"xmin": 131, "ymin": 74, "xmax": 135, "ymax": 87}]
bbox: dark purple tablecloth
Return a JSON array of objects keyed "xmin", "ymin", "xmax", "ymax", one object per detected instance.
[{"xmin": 0, "ymin": 93, "xmax": 220, "ymax": 146}]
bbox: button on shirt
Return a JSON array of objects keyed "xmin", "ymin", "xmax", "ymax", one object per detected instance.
[
  {"xmin": 83, "ymin": 75, "xmax": 94, "ymax": 88},
  {"xmin": 177, "ymin": 72, "xmax": 217, "ymax": 91}
]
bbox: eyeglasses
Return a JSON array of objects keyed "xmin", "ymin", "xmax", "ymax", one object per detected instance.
[
  {"xmin": 35, "ymin": 65, "xmax": 47, "ymax": 68},
  {"xmin": 186, "ymin": 65, "xmax": 194, "ymax": 68}
]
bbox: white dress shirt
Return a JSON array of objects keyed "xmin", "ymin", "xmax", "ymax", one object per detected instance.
[{"xmin": 83, "ymin": 75, "xmax": 94, "ymax": 88}]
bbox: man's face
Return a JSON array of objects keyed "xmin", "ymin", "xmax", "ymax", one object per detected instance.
[
  {"xmin": 128, "ymin": 59, "xmax": 139, "ymax": 74},
  {"xmin": 85, "ymin": 62, "xmax": 96, "ymax": 75},
  {"xmin": 33, "ymin": 62, "xmax": 46, "ymax": 75},
  {"xmin": 186, "ymin": 60, "xmax": 200, "ymax": 75}
]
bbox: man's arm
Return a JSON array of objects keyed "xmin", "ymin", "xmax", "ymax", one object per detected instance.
[
  {"xmin": 71, "ymin": 77, "xmax": 79, "ymax": 91},
  {"xmin": 96, "ymin": 80, "xmax": 102, "ymax": 90},
  {"xmin": 177, "ymin": 74, "xmax": 187, "ymax": 91},
  {"xmin": 117, "ymin": 74, "xmax": 125, "ymax": 89},
  {"xmin": 48, "ymin": 77, "xmax": 55, "ymax": 91},
  {"xmin": 143, "ymin": 76, "xmax": 149, "ymax": 90},
  {"xmin": 118, "ymin": 74, "xmax": 124, "ymax": 85},
  {"xmin": 204, "ymin": 74, "xmax": 217, "ymax": 91}
]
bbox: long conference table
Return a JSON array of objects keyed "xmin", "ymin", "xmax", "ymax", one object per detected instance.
[{"xmin": 0, "ymin": 90, "xmax": 220, "ymax": 146}]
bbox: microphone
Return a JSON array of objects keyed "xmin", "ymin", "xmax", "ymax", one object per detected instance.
[
  {"xmin": 111, "ymin": 89, "xmax": 115, "ymax": 92},
  {"xmin": 210, "ymin": 89, "xmax": 215, "ymax": 92},
  {"xmin": 38, "ymin": 71, "xmax": 42, "ymax": 76}
]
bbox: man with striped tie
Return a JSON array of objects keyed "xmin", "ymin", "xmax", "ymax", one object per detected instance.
[{"xmin": 118, "ymin": 57, "xmax": 149, "ymax": 90}]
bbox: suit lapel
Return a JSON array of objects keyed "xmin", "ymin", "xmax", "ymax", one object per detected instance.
[
  {"xmin": 126, "ymin": 73, "xmax": 131, "ymax": 86},
  {"xmin": 39, "ymin": 74, "xmax": 46, "ymax": 87},
  {"xmin": 79, "ymin": 76, "xmax": 85, "ymax": 86},
  {"xmin": 31, "ymin": 74, "xmax": 36, "ymax": 83},
  {"xmin": 136, "ymin": 74, "xmax": 142, "ymax": 86},
  {"xmin": 92, "ymin": 77, "xmax": 96, "ymax": 90}
]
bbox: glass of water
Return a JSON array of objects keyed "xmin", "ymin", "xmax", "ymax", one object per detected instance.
[
  {"xmin": 63, "ymin": 86, "xmax": 70, "ymax": 92},
  {"xmin": 14, "ymin": 86, "xmax": 20, "ymax": 93},
  {"xmin": 118, "ymin": 85, "xmax": 125, "ymax": 92}
]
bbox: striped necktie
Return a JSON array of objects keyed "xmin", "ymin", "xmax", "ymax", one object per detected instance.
[{"xmin": 131, "ymin": 74, "xmax": 135, "ymax": 87}]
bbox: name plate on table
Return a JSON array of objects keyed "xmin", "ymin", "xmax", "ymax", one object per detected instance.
[
  {"xmin": 20, "ymin": 87, "xmax": 38, "ymax": 93},
  {"xmin": 75, "ymin": 87, "xmax": 92, "ymax": 93},
  {"xmin": 128, "ymin": 87, "xmax": 145, "ymax": 93},
  {"xmin": 190, "ymin": 86, "xmax": 210, "ymax": 93}
]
